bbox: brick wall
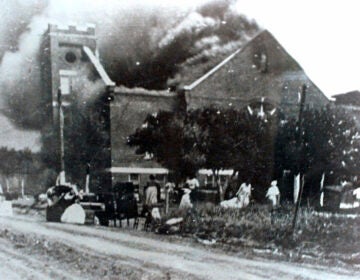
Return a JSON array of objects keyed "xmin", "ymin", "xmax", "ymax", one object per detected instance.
[
  {"xmin": 109, "ymin": 87, "xmax": 179, "ymax": 188},
  {"xmin": 185, "ymin": 30, "xmax": 329, "ymax": 117}
]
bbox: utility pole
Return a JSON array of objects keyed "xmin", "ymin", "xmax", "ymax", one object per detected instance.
[
  {"xmin": 292, "ymin": 84, "xmax": 307, "ymax": 233},
  {"xmin": 58, "ymin": 88, "xmax": 66, "ymax": 185}
]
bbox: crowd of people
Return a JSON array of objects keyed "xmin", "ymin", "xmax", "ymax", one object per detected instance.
[{"xmin": 142, "ymin": 174, "xmax": 283, "ymax": 225}]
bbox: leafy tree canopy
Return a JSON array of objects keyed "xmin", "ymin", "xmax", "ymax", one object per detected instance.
[
  {"xmin": 275, "ymin": 106, "xmax": 360, "ymax": 183},
  {"xmin": 128, "ymin": 106, "xmax": 281, "ymax": 189},
  {"xmin": 128, "ymin": 105, "xmax": 359, "ymax": 202}
]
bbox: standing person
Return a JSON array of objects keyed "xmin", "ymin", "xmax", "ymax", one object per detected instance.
[
  {"xmin": 179, "ymin": 188, "xmax": 193, "ymax": 209},
  {"xmin": 164, "ymin": 181, "xmax": 175, "ymax": 214},
  {"xmin": 145, "ymin": 175, "xmax": 160, "ymax": 204},
  {"xmin": 236, "ymin": 181, "xmax": 252, "ymax": 208},
  {"xmin": 185, "ymin": 175, "xmax": 200, "ymax": 190},
  {"xmin": 178, "ymin": 175, "xmax": 199, "ymax": 208},
  {"xmin": 144, "ymin": 175, "xmax": 161, "ymax": 223},
  {"xmin": 266, "ymin": 180, "xmax": 280, "ymax": 207}
]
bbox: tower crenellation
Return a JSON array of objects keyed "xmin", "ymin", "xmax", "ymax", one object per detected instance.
[{"xmin": 48, "ymin": 23, "xmax": 95, "ymax": 36}]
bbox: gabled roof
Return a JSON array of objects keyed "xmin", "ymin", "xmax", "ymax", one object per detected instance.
[
  {"xmin": 183, "ymin": 48, "xmax": 242, "ymax": 91},
  {"xmin": 182, "ymin": 29, "xmax": 329, "ymax": 113},
  {"xmin": 183, "ymin": 30, "xmax": 265, "ymax": 91}
]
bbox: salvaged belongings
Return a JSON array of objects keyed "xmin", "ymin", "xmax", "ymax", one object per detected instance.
[
  {"xmin": 61, "ymin": 203, "xmax": 86, "ymax": 224},
  {"xmin": 339, "ymin": 183, "xmax": 360, "ymax": 209},
  {"xmin": 46, "ymin": 184, "xmax": 85, "ymax": 223},
  {"xmin": 157, "ymin": 217, "xmax": 184, "ymax": 235},
  {"xmin": 220, "ymin": 182, "xmax": 251, "ymax": 209}
]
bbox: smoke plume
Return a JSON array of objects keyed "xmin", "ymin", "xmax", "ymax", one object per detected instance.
[{"xmin": 0, "ymin": 0, "xmax": 260, "ymax": 132}]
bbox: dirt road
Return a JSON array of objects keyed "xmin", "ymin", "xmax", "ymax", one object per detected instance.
[{"xmin": 0, "ymin": 214, "xmax": 358, "ymax": 280}]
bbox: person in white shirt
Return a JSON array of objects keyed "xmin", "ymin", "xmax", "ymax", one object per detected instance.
[
  {"xmin": 266, "ymin": 180, "xmax": 280, "ymax": 207},
  {"xmin": 186, "ymin": 176, "xmax": 199, "ymax": 190},
  {"xmin": 179, "ymin": 176, "xmax": 199, "ymax": 209}
]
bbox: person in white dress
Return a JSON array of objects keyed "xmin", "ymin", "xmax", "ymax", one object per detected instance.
[
  {"xmin": 236, "ymin": 182, "xmax": 252, "ymax": 208},
  {"xmin": 266, "ymin": 180, "xmax": 280, "ymax": 207}
]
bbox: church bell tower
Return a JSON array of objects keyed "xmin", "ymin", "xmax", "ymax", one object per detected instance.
[
  {"xmin": 40, "ymin": 23, "xmax": 114, "ymax": 190},
  {"xmin": 42, "ymin": 23, "xmax": 98, "ymax": 122}
]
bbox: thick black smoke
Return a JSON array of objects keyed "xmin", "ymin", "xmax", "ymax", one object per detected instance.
[
  {"xmin": 101, "ymin": 0, "xmax": 260, "ymax": 89},
  {"xmin": 0, "ymin": 0, "xmax": 260, "ymax": 131}
]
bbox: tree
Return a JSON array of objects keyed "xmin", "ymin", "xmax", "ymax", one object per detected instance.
[
  {"xmin": 39, "ymin": 92, "xmax": 111, "ymax": 189},
  {"xmin": 129, "ymin": 105, "xmax": 360, "ymax": 204},
  {"xmin": 186, "ymin": 107, "xmax": 279, "ymax": 200},
  {"xmin": 275, "ymin": 106, "xmax": 360, "ymax": 202},
  {"xmin": 128, "ymin": 111, "xmax": 202, "ymax": 182},
  {"xmin": 128, "ymin": 106, "xmax": 281, "ymax": 201},
  {"xmin": 0, "ymin": 147, "xmax": 48, "ymax": 194}
]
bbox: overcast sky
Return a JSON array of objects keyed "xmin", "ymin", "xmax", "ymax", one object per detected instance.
[
  {"xmin": 134, "ymin": 0, "xmax": 360, "ymax": 95},
  {"xmin": 234, "ymin": 0, "xmax": 360, "ymax": 96}
]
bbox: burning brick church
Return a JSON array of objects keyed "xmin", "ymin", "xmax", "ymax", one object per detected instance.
[{"xmin": 41, "ymin": 24, "xmax": 329, "ymax": 192}]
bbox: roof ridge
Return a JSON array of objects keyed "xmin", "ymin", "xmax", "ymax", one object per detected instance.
[
  {"xmin": 82, "ymin": 46, "xmax": 115, "ymax": 88},
  {"xmin": 183, "ymin": 30, "xmax": 266, "ymax": 91}
]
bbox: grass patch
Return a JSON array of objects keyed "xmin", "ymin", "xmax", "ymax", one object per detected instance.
[{"xmin": 161, "ymin": 202, "xmax": 360, "ymax": 265}]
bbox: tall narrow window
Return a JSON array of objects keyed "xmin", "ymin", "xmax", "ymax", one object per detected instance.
[
  {"xmin": 59, "ymin": 70, "xmax": 77, "ymax": 96},
  {"xmin": 253, "ymin": 51, "xmax": 268, "ymax": 73},
  {"xmin": 260, "ymin": 52, "xmax": 268, "ymax": 73},
  {"xmin": 60, "ymin": 76, "xmax": 71, "ymax": 95}
]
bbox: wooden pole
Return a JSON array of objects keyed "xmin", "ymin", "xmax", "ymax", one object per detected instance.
[
  {"xmin": 85, "ymin": 163, "xmax": 90, "ymax": 193},
  {"xmin": 21, "ymin": 178, "xmax": 25, "ymax": 197},
  {"xmin": 165, "ymin": 188, "xmax": 169, "ymax": 214},
  {"xmin": 292, "ymin": 174, "xmax": 304, "ymax": 231},
  {"xmin": 292, "ymin": 84, "xmax": 307, "ymax": 233},
  {"xmin": 58, "ymin": 88, "xmax": 66, "ymax": 185}
]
